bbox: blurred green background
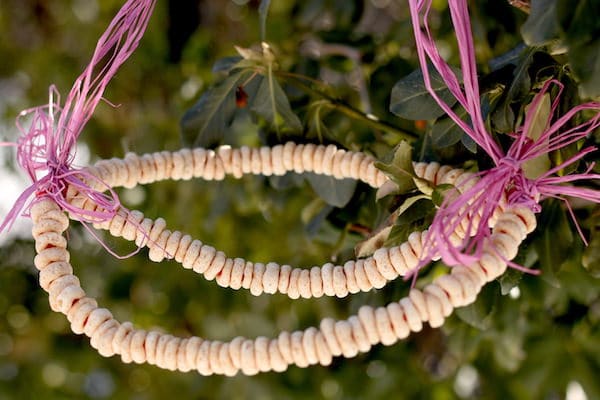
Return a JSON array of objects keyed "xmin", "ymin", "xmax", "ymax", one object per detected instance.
[{"xmin": 0, "ymin": 0, "xmax": 599, "ymax": 399}]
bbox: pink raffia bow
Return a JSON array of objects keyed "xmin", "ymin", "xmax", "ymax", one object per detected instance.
[
  {"xmin": 408, "ymin": 0, "xmax": 600, "ymax": 269},
  {"xmin": 1, "ymin": 0, "xmax": 156, "ymax": 245}
]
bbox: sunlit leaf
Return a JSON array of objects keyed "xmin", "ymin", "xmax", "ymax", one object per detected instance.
[
  {"xmin": 355, "ymin": 222, "xmax": 393, "ymax": 258},
  {"xmin": 522, "ymin": 93, "xmax": 552, "ymax": 179},
  {"xmin": 374, "ymin": 141, "xmax": 417, "ymax": 193},
  {"xmin": 235, "ymin": 45, "xmax": 264, "ymax": 61},
  {"xmin": 382, "ymin": 194, "xmax": 435, "ymax": 247},
  {"xmin": 375, "ymin": 180, "xmax": 400, "ymax": 201}
]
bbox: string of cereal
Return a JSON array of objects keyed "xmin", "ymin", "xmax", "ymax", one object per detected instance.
[
  {"xmin": 31, "ymin": 193, "xmax": 535, "ymax": 376},
  {"xmin": 62, "ymin": 143, "xmax": 509, "ymax": 299}
]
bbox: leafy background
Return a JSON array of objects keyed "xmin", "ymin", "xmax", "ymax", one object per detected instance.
[{"xmin": 0, "ymin": 0, "xmax": 599, "ymax": 399}]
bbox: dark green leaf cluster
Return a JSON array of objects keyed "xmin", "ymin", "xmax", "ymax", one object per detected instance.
[{"xmin": 522, "ymin": 0, "xmax": 600, "ymax": 98}]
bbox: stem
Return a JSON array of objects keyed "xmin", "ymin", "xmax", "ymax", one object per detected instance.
[
  {"xmin": 275, "ymin": 71, "xmax": 419, "ymax": 141},
  {"xmin": 266, "ymin": 63, "xmax": 280, "ymax": 137}
]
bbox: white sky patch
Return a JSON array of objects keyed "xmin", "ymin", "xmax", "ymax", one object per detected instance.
[
  {"xmin": 72, "ymin": 142, "xmax": 91, "ymax": 167},
  {"xmin": 454, "ymin": 364, "xmax": 479, "ymax": 398},
  {"xmin": 0, "ymin": 146, "xmax": 32, "ymax": 246},
  {"xmin": 72, "ymin": 0, "xmax": 99, "ymax": 23},
  {"xmin": 0, "ymin": 126, "xmax": 92, "ymax": 245},
  {"xmin": 566, "ymin": 381, "xmax": 588, "ymax": 400},
  {"xmin": 180, "ymin": 78, "xmax": 203, "ymax": 101}
]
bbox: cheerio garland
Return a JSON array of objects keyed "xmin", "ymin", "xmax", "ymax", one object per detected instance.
[
  {"xmin": 72, "ymin": 143, "xmax": 506, "ymax": 298},
  {"xmin": 31, "ymin": 152, "xmax": 536, "ymax": 375},
  {"xmin": 1, "ymin": 0, "xmax": 599, "ymax": 377}
]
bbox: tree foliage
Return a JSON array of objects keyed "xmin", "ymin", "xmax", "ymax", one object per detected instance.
[{"xmin": 0, "ymin": 0, "xmax": 598, "ymax": 399}]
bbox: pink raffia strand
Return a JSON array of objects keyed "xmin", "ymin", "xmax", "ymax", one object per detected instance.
[
  {"xmin": 408, "ymin": 0, "xmax": 600, "ymax": 270},
  {"xmin": 0, "ymin": 0, "xmax": 156, "ymax": 251}
]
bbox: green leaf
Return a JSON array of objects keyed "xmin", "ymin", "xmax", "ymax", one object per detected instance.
[
  {"xmin": 389, "ymin": 66, "xmax": 459, "ymax": 120},
  {"xmin": 489, "ymin": 43, "xmax": 528, "ymax": 72},
  {"xmin": 374, "ymin": 141, "xmax": 417, "ymax": 193},
  {"xmin": 455, "ymin": 284, "xmax": 498, "ymax": 330},
  {"xmin": 355, "ymin": 220, "xmax": 394, "ymax": 258},
  {"xmin": 557, "ymin": 0, "xmax": 600, "ymax": 97},
  {"xmin": 212, "ymin": 56, "xmax": 243, "ymax": 73},
  {"xmin": 431, "ymin": 107, "xmax": 468, "ymax": 148},
  {"xmin": 533, "ymin": 200, "xmax": 574, "ymax": 287},
  {"xmin": 181, "ymin": 70, "xmax": 254, "ymax": 147},
  {"xmin": 557, "ymin": 0, "xmax": 599, "ymax": 44},
  {"xmin": 582, "ymin": 231, "xmax": 600, "ymax": 278},
  {"xmin": 258, "ymin": 0, "xmax": 271, "ymax": 42},
  {"xmin": 568, "ymin": 39, "xmax": 600, "ymax": 98},
  {"xmin": 492, "ymin": 330, "xmax": 526, "ymax": 372},
  {"xmin": 521, "ymin": 0, "xmax": 560, "ymax": 46},
  {"xmin": 382, "ymin": 195, "xmax": 435, "ymax": 247},
  {"xmin": 394, "ymin": 196, "xmax": 435, "ymax": 226},
  {"xmin": 250, "ymin": 72, "xmax": 303, "ymax": 135},
  {"xmin": 559, "ymin": 262, "xmax": 600, "ymax": 305},
  {"xmin": 431, "ymin": 183, "xmax": 456, "ymax": 207},
  {"xmin": 461, "ymin": 134, "xmax": 477, "ymax": 153},
  {"xmin": 498, "ymin": 244, "xmax": 536, "ymax": 294},
  {"xmin": 491, "ymin": 103, "xmax": 516, "ymax": 133},
  {"xmin": 305, "ymin": 173, "xmax": 357, "ymax": 208},
  {"xmin": 522, "ymin": 93, "xmax": 552, "ymax": 179},
  {"xmin": 302, "ymin": 199, "xmax": 334, "ymax": 237},
  {"xmin": 431, "ymin": 104, "xmax": 477, "ymax": 153},
  {"xmin": 491, "ymin": 46, "xmax": 537, "ymax": 133},
  {"xmin": 508, "ymin": 47, "xmax": 536, "ymax": 99}
]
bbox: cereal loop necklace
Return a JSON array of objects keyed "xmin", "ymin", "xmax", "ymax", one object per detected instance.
[
  {"xmin": 30, "ymin": 143, "xmax": 535, "ymax": 376},
  {"xmin": 3, "ymin": 0, "xmax": 599, "ymax": 378}
]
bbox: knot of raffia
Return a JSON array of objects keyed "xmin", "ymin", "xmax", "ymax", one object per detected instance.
[
  {"xmin": 495, "ymin": 157, "xmax": 541, "ymax": 212},
  {"xmin": 10, "ymin": 89, "xmax": 121, "ymax": 231},
  {"xmin": 408, "ymin": 0, "xmax": 600, "ymax": 271},
  {"xmin": 1, "ymin": 0, "xmax": 156, "ymax": 246}
]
